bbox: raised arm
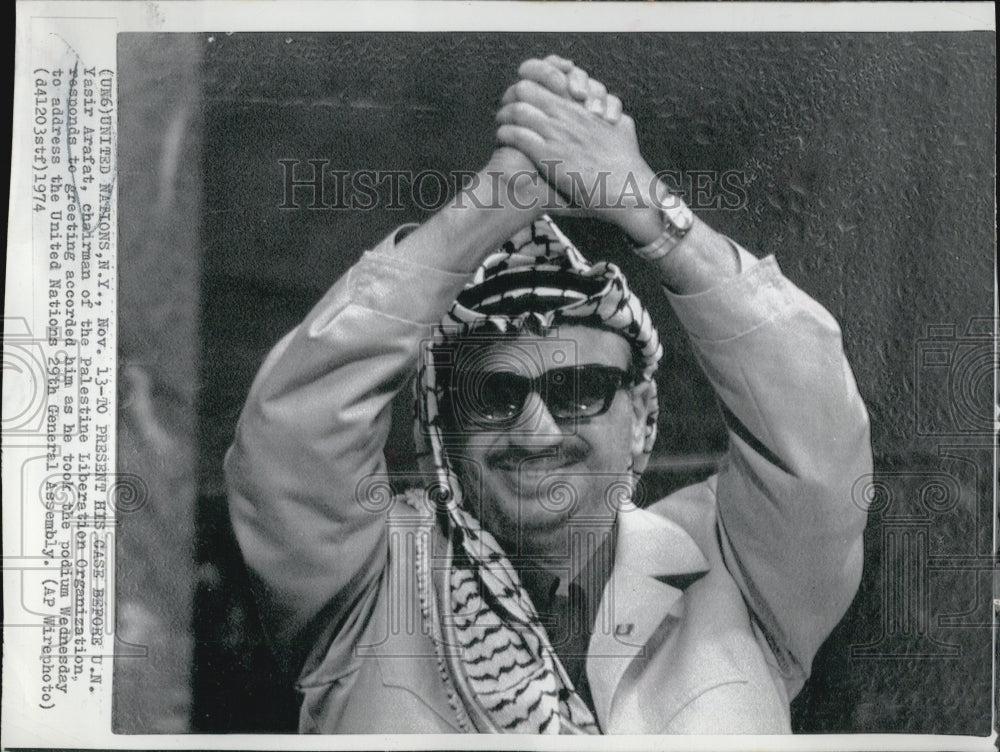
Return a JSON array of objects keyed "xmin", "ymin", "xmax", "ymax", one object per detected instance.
[
  {"xmin": 665, "ymin": 254, "xmax": 871, "ymax": 692},
  {"xmin": 224, "ymin": 147, "xmax": 549, "ymax": 671}
]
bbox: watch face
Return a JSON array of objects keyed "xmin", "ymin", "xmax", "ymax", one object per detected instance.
[
  {"xmin": 662, "ymin": 199, "xmax": 693, "ymax": 233},
  {"xmin": 654, "ymin": 183, "xmax": 693, "ymax": 235}
]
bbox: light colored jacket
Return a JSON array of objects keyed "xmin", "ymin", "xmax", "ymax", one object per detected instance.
[{"xmin": 225, "ymin": 229, "xmax": 872, "ymax": 733}]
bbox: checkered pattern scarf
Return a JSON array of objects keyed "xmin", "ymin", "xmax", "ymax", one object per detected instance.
[{"xmin": 415, "ymin": 216, "xmax": 662, "ymax": 733}]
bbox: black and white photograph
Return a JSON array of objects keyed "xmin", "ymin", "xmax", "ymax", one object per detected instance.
[{"xmin": 3, "ymin": 2, "xmax": 996, "ymax": 749}]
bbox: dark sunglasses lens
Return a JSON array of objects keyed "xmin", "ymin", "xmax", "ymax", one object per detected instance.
[
  {"xmin": 477, "ymin": 371, "xmax": 529, "ymax": 424},
  {"xmin": 547, "ymin": 366, "xmax": 623, "ymax": 420}
]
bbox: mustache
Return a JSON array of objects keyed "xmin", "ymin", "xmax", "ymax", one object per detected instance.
[{"xmin": 488, "ymin": 443, "xmax": 589, "ymax": 468}]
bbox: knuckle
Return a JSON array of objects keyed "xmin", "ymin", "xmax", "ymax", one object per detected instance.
[
  {"xmin": 497, "ymin": 124, "xmax": 523, "ymax": 145},
  {"xmin": 515, "ymin": 79, "xmax": 535, "ymax": 98},
  {"xmin": 544, "ymin": 68, "xmax": 565, "ymax": 86},
  {"xmin": 519, "ymin": 59, "xmax": 542, "ymax": 77},
  {"xmin": 512, "ymin": 101, "xmax": 532, "ymax": 117}
]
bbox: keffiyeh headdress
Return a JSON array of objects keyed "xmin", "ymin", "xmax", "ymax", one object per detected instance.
[{"xmin": 414, "ymin": 216, "xmax": 662, "ymax": 733}]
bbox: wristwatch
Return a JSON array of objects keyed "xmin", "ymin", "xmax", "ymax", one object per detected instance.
[{"xmin": 632, "ymin": 183, "xmax": 694, "ymax": 261}]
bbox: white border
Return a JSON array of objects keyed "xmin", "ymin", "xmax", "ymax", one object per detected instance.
[
  {"xmin": 12, "ymin": 0, "xmax": 1000, "ymax": 32},
  {"xmin": 4, "ymin": 2, "xmax": 997, "ymax": 751}
]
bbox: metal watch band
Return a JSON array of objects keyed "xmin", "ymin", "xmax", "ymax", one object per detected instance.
[{"xmin": 632, "ymin": 185, "xmax": 693, "ymax": 261}]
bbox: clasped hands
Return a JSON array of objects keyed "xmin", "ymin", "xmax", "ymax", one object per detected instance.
[{"xmin": 490, "ymin": 55, "xmax": 661, "ymax": 240}]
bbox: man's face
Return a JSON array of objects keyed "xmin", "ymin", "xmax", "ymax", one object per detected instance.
[{"xmin": 445, "ymin": 325, "xmax": 654, "ymax": 560}]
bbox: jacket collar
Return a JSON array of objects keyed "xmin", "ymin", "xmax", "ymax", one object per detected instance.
[
  {"xmin": 613, "ymin": 501, "xmax": 710, "ymax": 580},
  {"xmin": 377, "ymin": 500, "xmax": 710, "ymax": 732},
  {"xmin": 586, "ymin": 501, "xmax": 710, "ymax": 730}
]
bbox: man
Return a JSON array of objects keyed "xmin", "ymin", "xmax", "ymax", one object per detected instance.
[{"xmin": 225, "ymin": 56, "xmax": 872, "ymax": 734}]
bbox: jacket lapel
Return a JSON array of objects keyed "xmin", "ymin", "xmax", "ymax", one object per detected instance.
[
  {"xmin": 374, "ymin": 649, "xmax": 465, "ymax": 731},
  {"xmin": 370, "ymin": 512, "xmax": 466, "ymax": 732},
  {"xmin": 586, "ymin": 503, "xmax": 710, "ymax": 730}
]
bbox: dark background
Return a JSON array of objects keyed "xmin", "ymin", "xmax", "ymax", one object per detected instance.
[{"xmin": 114, "ymin": 32, "xmax": 996, "ymax": 735}]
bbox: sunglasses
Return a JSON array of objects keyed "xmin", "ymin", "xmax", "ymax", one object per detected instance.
[{"xmin": 445, "ymin": 364, "xmax": 634, "ymax": 429}]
